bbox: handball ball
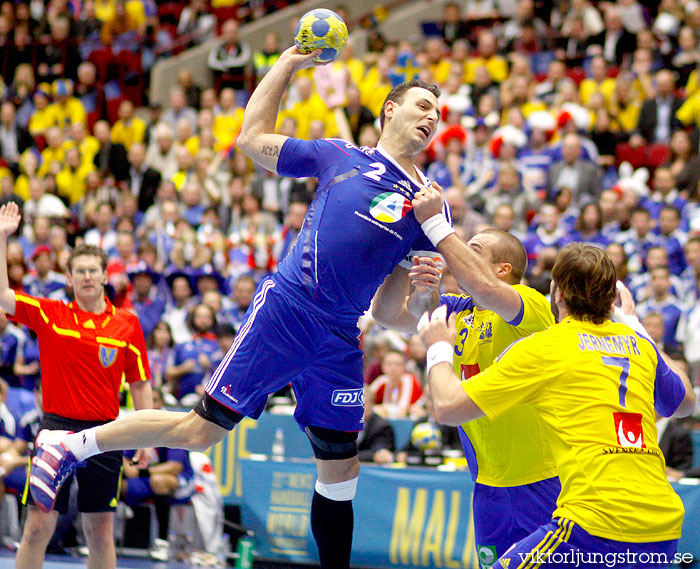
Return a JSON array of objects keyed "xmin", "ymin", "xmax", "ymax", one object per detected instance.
[
  {"xmin": 411, "ymin": 421, "xmax": 442, "ymax": 451},
  {"xmin": 294, "ymin": 9, "xmax": 348, "ymax": 63}
]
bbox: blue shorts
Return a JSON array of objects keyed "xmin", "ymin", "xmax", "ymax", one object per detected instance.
[
  {"xmin": 204, "ymin": 278, "xmax": 365, "ymax": 432},
  {"xmin": 474, "ymin": 477, "xmax": 560, "ymax": 569},
  {"xmin": 494, "ymin": 518, "xmax": 678, "ymax": 569}
]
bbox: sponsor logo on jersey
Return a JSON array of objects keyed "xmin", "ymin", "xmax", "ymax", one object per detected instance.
[
  {"xmin": 461, "ymin": 363, "xmax": 481, "ymax": 381},
  {"xmin": 331, "ymin": 388, "xmax": 365, "ymax": 407},
  {"xmin": 477, "ymin": 545, "xmax": 497, "ymax": 569},
  {"xmin": 613, "ymin": 412, "xmax": 645, "ymax": 448},
  {"xmin": 99, "ymin": 345, "xmax": 117, "ymax": 368},
  {"xmin": 369, "ymin": 192, "xmax": 411, "ymax": 223},
  {"xmin": 220, "ymin": 384, "xmax": 239, "ymax": 403},
  {"xmin": 478, "ymin": 321, "xmax": 493, "ymax": 343}
]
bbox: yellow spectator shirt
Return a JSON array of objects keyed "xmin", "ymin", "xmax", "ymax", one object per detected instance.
[
  {"xmin": 111, "ymin": 117, "xmax": 146, "ymax": 150},
  {"xmin": 64, "ymin": 136, "xmax": 100, "ymax": 168},
  {"xmin": 579, "ymin": 77, "xmax": 616, "ymax": 109},
  {"xmin": 278, "ymin": 93, "xmax": 337, "ymax": 140},
  {"xmin": 464, "ymin": 56, "xmax": 509, "ymax": 84},
  {"xmin": 38, "ymin": 146, "xmax": 66, "ymax": 178},
  {"xmin": 56, "ymin": 162, "xmax": 96, "ymax": 204},
  {"xmin": 464, "ymin": 317, "xmax": 686, "ymax": 542},
  {"xmin": 214, "ymin": 108, "xmax": 245, "ymax": 151},
  {"xmin": 442, "ymin": 284, "xmax": 556, "ymax": 487},
  {"xmin": 359, "ymin": 67, "xmax": 391, "ymax": 118},
  {"xmin": 48, "ymin": 98, "xmax": 87, "ymax": 129},
  {"xmin": 28, "ymin": 106, "xmax": 56, "ymax": 136}
]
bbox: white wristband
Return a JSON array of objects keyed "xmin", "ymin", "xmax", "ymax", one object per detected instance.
[
  {"xmin": 426, "ymin": 341, "xmax": 454, "ymax": 375},
  {"xmin": 612, "ymin": 306, "xmax": 649, "ymax": 339},
  {"xmin": 420, "ymin": 214, "xmax": 455, "ymax": 247}
]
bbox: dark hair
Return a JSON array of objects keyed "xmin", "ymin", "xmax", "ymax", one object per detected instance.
[
  {"xmin": 552, "ymin": 243, "xmax": 617, "ymax": 324},
  {"xmin": 478, "ymin": 229, "xmax": 527, "ymax": 284},
  {"xmin": 148, "ymin": 320, "xmax": 174, "ymax": 348},
  {"xmin": 605, "ymin": 242, "xmax": 629, "ymax": 282},
  {"xmin": 382, "ymin": 349, "xmax": 406, "ymax": 363},
  {"xmin": 574, "ymin": 203, "xmax": 603, "ymax": 233},
  {"xmin": 686, "ymin": 235, "xmax": 700, "ymax": 249},
  {"xmin": 631, "ymin": 206, "xmax": 650, "ymax": 218},
  {"xmin": 659, "ymin": 205, "xmax": 680, "ymax": 219},
  {"xmin": 379, "ymin": 79, "xmax": 441, "ymax": 130},
  {"xmin": 186, "ymin": 303, "xmax": 217, "ymax": 332},
  {"xmin": 67, "ymin": 244, "xmax": 109, "ymax": 273}
]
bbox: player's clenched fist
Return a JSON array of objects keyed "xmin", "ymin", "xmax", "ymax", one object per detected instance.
[
  {"xmin": 417, "ymin": 304, "xmax": 457, "ymax": 348},
  {"xmin": 412, "ymin": 182, "xmax": 445, "ymax": 224}
]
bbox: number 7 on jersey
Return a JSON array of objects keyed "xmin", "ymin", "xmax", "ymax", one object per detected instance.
[{"xmin": 602, "ymin": 356, "xmax": 631, "ymax": 408}]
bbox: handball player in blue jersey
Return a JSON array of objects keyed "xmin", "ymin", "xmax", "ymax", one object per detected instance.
[{"xmin": 29, "ymin": 46, "xmax": 448, "ymax": 569}]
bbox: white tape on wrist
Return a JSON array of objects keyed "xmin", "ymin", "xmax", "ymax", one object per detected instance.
[
  {"xmin": 612, "ymin": 306, "xmax": 648, "ymax": 338},
  {"xmin": 426, "ymin": 341, "xmax": 454, "ymax": 375},
  {"xmin": 420, "ymin": 214, "xmax": 455, "ymax": 247}
]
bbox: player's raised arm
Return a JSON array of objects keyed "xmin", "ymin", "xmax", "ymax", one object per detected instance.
[
  {"xmin": 372, "ymin": 257, "xmax": 440, "ymax": 334},
  {"xmin": 0, "ymin": 203, "xmax": 20, "ymax": 315},
  {"xmin": 412, "ymin": 183, "xmax": 523, "ymax": 322},
  {"xmin": 236, "ymin": 46, "xmax": 321, "ymax": 173}
]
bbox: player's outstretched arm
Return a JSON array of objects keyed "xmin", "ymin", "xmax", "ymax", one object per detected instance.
[
  {"xmin": 418, "ymin": 306, "xmax": 485, "ymax": 425},
  {"xmin": 0, "ymin": 203, "xmax": 20, "ymax": 315},
  {"xmin": 372, "ymin": 257, "xmax": 440, "ymax": 334},
  {"xmin": 661, "ymin": 350, "xmax": 696, "ymax": 418},
  {"xmin": 237, "ymin": 46, "xmax": 321, "ymax": 173},
  {"xmin": 412, "ymin": 184, "xmax": 522, "ymax": 321}
]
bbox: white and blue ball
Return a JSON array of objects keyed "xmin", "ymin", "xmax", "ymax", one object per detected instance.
[
  {"xmin": 410, "ymin": 421, "xmax": 442, "ymax": 451},
  {"xmin": 294, "ymin": 9, "xmax": 348, "ymax": 63}
]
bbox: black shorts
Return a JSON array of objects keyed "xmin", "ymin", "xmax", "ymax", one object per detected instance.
[{"xmin": 24, "ymin": 413, "xmax": 123, "ymax": 514}]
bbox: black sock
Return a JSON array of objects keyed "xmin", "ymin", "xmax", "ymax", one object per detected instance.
[
  {"xmin": 310, "ymin": 491, "xmax": 353, "ymax": 569},
  {"xmin": 153, "ymin": 496, "xmax": 172, "ymax": 541}
]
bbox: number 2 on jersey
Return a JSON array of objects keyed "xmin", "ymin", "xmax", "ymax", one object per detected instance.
[
  {"xmin": 602, "ymin": 356, "xmax": 631, "ymax": 407},
  {"xmin": 363, "ymin": 162, "xmax": 386, "ymax": 181}
]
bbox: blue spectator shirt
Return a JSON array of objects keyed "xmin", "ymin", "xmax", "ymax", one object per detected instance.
[{"xmin": 172, "ymin": 333, "xmax": 220, "ymax": 397}]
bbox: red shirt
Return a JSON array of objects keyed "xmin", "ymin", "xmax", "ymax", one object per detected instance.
[{"xmin": 12, "ymin": 293, "xmax": 151, "ymax": 421}]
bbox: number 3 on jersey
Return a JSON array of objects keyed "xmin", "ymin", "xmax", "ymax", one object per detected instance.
[
  {"xmin": 363, "ymin": 162, "xmax": 386, "ymax": 181},
  {"xmin": 602, "ymin": 356, "xmax": 630, "ymax": 408}
]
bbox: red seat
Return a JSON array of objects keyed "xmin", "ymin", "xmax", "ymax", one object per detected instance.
[
  {"xmin": 106, "ymin": 96, "xmax": 127, "ymax": 124},
  {"xmin": 646, "ymin": 144, "xmax": 670, "ymax": 169},
  {"xmin": 113, "ymin": 51, "xmax": 144, "ymax": 106},
  {"xmin": 212, "ymin": 6, "xmax": 238, "ymax": 29},
  {"xmin": 615, "ymin": 142, "xmax": 647, "ymax": 169},
  {"xmin": 157, "ymin": 2, "xmax": 183, "ymax": 25},
  {"xmin": 88, "ymin": 47, "xmax": 114, "ymax": 82},
  {"xmin": 566, "ymin": 67, "xmax": 587, "ymax": 86}
]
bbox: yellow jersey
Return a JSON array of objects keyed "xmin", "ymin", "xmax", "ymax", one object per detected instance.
[
  {"xmin": 464, "ymin": 317, "xmax": 687, "ymax": 542},
  {"xmin": 442, "ymin": 284, "xmax": 556, "ymax": 487}
]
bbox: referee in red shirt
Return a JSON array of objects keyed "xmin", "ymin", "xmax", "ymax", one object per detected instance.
[{"xmin": 0, "ymin": 203, "xmax": 153, "ymax": 569}]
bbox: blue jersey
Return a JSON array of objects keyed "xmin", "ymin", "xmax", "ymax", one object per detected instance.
[
  {"xmin": 275, "ymin": 139, "xmax": 448, "ymax": 325},
  {"xmin": 172, "ymin": 334, "xmax": 220, "ymax": 397}
]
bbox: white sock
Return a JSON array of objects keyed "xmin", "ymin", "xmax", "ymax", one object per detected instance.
[{"xmin": 61, "ymin": 427, "xmax": 101, "ymax": 461}]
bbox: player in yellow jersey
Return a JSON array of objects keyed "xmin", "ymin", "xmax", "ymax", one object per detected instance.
[
  {"xmin": 373, "ymin": 220, "xmax": 557, "ymax": 569},
  {"xmin": 417, "ymin": 243, "xmax": 695, "ymax": 568}
]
